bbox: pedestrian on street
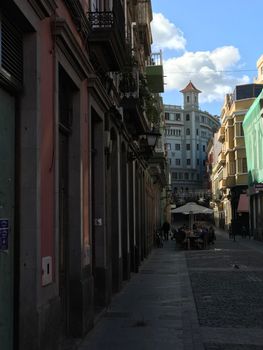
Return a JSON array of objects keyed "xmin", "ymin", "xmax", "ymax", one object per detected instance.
[{"xmin": 162, "ymin": 221, "xmax": 170, "ymax": 241}]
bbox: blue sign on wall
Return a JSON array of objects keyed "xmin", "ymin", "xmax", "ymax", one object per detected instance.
[{"xmin": 0, "ymin": 219, "xmax": 9, "ymax": 250}]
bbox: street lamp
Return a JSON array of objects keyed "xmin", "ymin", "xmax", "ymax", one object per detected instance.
[
  {"xmin": 128, "ymin": 130, "xmax": 161, "ymax": 161},
  {"xmin": 145, "ymin": 130, "xmax": 161, "ymax": 149}
]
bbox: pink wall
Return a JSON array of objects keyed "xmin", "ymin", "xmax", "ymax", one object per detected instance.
[{"xmin": 39, "ymin": 3, "xmax": 91, "ymax": 273}]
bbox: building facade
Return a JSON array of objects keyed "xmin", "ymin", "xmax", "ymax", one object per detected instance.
[
  {"xmin": 164, "ymin": 82, "xmax": 220, "ymax": 204},
  {"xmin": 0, "ymin": 1, "xmax": 167, "ymax": 349},
  {"xmin": 212, "ymin": 67, "xmax": 263, "ymax": 231}
]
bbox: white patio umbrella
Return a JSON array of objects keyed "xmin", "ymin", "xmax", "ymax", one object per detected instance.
[{"xmin": 171, "ymin": 202, "xmax": 213, "ymax": 228}]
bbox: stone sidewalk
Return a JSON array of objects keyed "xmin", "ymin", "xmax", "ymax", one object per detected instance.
[
  {"xmin": 77, "ymin": 240, "xmax": 203, "ymax": 350},
  {"xmin": 76, "ymin": 230, "xmax": 263, "ymax": 350}
]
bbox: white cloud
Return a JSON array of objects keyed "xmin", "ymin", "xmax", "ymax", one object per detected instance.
[
  {"xmin": 150, "ymin": 12, "xmax": 251, "ymax": 106},
  {"xmin": 163, "ymin": 48, "xmax": 250, "ymax": 103},
  {"xmin": 151, "ymin": 13, "xmax": 186, "ymax": 51}
]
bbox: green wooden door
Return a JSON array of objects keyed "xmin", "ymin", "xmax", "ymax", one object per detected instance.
[{"xmin": 0, "ymin": 88, "xmax": 15, "ymax": 349}]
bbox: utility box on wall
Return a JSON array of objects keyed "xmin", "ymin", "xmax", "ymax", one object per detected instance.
[{"xmin": 42, "ymin": 256, "xmax": 52, "ymax": 286}]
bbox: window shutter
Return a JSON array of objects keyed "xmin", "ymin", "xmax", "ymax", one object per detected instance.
[{"xmin": 0, "ymin": 14, "xmax": 23, "ymax": 86}]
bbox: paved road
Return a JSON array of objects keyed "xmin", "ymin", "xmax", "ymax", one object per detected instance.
[{"xmin": 76, "ymin": 229, "xmax": 263, "ymax": 350}]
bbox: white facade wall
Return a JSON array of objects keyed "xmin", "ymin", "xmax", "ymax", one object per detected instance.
[{"xmin": 164, "ymin": 92, "xmax": 220, "ymax": 195}]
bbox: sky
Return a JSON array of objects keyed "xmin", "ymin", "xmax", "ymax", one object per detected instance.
[{"xmin": 150, "ymin": 0, "xmax": 263, "ymax": 116}]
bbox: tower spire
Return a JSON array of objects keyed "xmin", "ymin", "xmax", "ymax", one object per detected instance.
[{"xmin": 180, "ymin": 81, "xmax": 201, "ymax": 109}]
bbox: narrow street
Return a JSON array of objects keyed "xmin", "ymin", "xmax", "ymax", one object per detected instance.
[{"xmin": 76, "ymin": 229, "xmax": 263, "ymax": 350}]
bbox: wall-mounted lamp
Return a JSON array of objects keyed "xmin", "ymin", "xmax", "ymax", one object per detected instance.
[{"xmin": 128, "ymin": 130, "xmax": 161, "ymax": 162}]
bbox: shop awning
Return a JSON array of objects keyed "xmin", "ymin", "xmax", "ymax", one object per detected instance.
[{"xmin": 237, "ymin": 194, "xmax": 249, "ymax": 213}]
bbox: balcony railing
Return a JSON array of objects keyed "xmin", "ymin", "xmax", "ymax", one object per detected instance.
[
  {"xmin": 88, "ymin": 11, "xmax": 114, "ymax": 28},
  {"xmin": 87, "ymin": 0, "xmax": 125, "ymax": 44},
  {"xmin": 145, "ymin": 52, "xmax": 164, "ymax": 93},
  {"xmin": 86, "ymin": 1, "xmax": 126, "ymax": 72}
]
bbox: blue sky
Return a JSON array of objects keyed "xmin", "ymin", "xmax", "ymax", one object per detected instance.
[{"xmin": 151, "ymin": 0, "xmax": 262, "ymax": 115}]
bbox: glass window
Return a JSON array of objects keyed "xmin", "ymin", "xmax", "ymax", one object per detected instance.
[
  {"xmin": 172, "ymin": 172, "xmax": 177, "ymax": 180},
  {"xmin": 175, "ymin": 113, "xmax": 181, "ymax": 121},
  {"xmin": 165, "ymin": 112, "xmax": 169, "ymax": 120},
  {"xmin": 196, "ymin": 129, "xmax": 199, "ymax": 135},
  {"xmin": 229, "ymin": 161, "xmax": 236, "ymax": 175},
  {"xmin": 175, "ymin": 129, "xmax": 181, "ymax": 136},
  {"xmin": 187, "ymin": 159, "xmax": 191, "ymax": 165},
  {"xmin": 184, "ymin": 172, "xmax": 189, "ymax": 180},
  {"xmin": 237, "ymin": 158, "xmax": 247, "ymax": 173},
  {"xmin": 235, "ymin": 122, "xmax": 244, "ymax": 137},
  {"xmin": 186, "ymin": 144, "xmax": 191, "ymax": 150},
  {"xmin": 186, "ymin": 128, "xmax": 190, "ymax": 135},
  {"xmin": 175, "ymin": 143, "xmax": 180, "ymax": 150},
  {"xmin": 166, "ymin": 143, "xmax": 171, "ymax": 150},
  {"xmin": 187, "ymin": 96, "xmax": 190, "ymax": 102},
  {"xmin": 169, "ymin": 113, "xmax": 175, "ymax": 121},
  {"xmin": 203, "ymin": 145, "xmax": 206, "ymax": 152},
  {"xmin": 197, "ymin": 159, "xmax": 199, "ymax": 165},
  {"xmin": 176, "ymin": 158, "xmax": 181, "ymax": 165},
  {"xmin": 186, "ymin": 114, "xmax": 190, "ymax": 121},
  {"xmin": 197, "ymin": 143, "xmax": 199, "ymax": 150}
]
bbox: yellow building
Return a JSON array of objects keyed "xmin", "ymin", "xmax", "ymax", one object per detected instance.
[{"xmin": 213, "ymin": 77, "xmax": 263, "ymax": 231}]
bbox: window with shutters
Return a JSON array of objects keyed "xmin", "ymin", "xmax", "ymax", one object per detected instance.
[{"xmin": 0, "ymin": 15, "xmax": 23, "ymax": 87}]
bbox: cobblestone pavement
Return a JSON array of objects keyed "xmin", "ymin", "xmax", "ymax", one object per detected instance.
[
  {"xmin": 187, "ymin": 230, "xmax": 263, "ymax": 349},
  {"xmin": 76, "ymin": 229, "xmax": 263, "ymax": 350}
]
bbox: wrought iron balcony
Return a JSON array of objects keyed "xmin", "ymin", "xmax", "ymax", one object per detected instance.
[
  {"xmin": 88, "ymin": 11, "xmax": 114, "ymax": 28},
  {"xmin": 87, "ymin": 1, "xmax": 126, "ymax": 72}
]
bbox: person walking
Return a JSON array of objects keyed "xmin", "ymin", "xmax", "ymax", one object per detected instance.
[{"xmin": 162, "ymin": 221, "xmax": 170, "ymax": 241}]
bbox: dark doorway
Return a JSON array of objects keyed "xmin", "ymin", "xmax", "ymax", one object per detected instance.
[
  {"xmin": 121, "ymin": 143, "xmax": 129, "ymax": 280},
  {"xmin": 58, "ymin": 66, "xmax": 75, "ymax": 335},
  {"xmin": 90, "ymin": 108, "xmax": 106, "ymax": 311},
  {"xmin": 0, "ymin": 88, "xmax": 15, "ymax": 350},
  {"xmin": 110, "ymin": 129, "xmax": 121, "ymax": 292}
]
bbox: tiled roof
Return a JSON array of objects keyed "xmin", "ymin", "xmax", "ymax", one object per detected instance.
[{"xmin": 180, "ymin": 81, "xmax": 201, "ymax": 93}]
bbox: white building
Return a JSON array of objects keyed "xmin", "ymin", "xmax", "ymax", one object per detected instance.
[{"xmin": 164, "ymin": 81, "xmax": 220, "ymax": 200}]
